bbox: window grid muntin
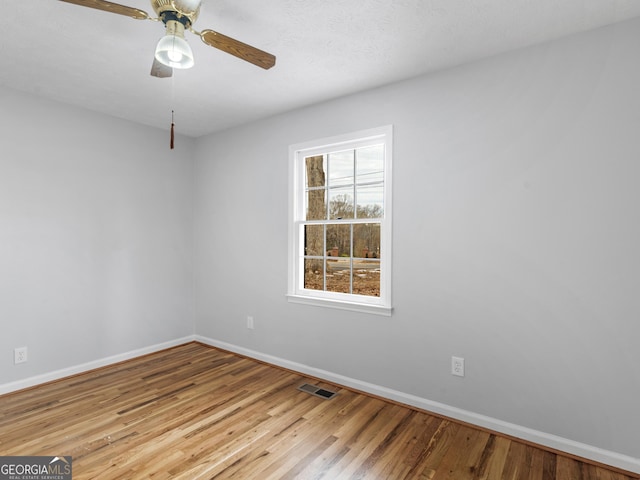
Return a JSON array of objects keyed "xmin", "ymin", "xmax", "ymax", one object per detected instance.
[
  {"xmin": 304, "ymin": 146, "xmax": 385, "ymax": 223},
  {"xmin": 299, "ymin": 144, "xmax": 384, "ymax": 294},
  {"xmin": 300, "ymin": 218, "xmax": 382, "ymax": 296}
]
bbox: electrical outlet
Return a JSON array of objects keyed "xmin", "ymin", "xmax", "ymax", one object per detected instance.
[
  {"xmin": 247, "ymin": 316, "xmax": 254, "ymax": 330},
  {"xmin": 14, "ymin": 347, "xmax": 28, "ymax": 365},
  {"xmin": 451, "ymin": 356, "xmax": 464, "ymax": 377}
]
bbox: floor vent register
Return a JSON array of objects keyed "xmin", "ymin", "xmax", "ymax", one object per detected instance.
[{"xmin": 297, "ymin": 383, "xmax": 338, "ymax": 400}]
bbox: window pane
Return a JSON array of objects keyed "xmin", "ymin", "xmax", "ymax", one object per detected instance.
[
  {"xmin": 326, "ymin": 224, "xmax": 351, "ymax": 258},
  {"xmin": 329, "ymin": 187, "xmax": 354, "ymax": 219},
  {"xmin": 354, "ymin": 223, "xmax": 381, "ymax": 259},
  {"xmin": 326, "ymin": 258, "xmax": 351, "ymax": 293},
  {"xmin": 305, "ymin": 189, "xmax": 327, "ymax": 220},
  {"xmin": 328, "ymin": 150, "xmax": 354, "ymax": 187},
  {"xmin": 356, "ymin": 145, "xmax": 384, "ymax": 184},
  {"xmin": 352, "ymin": 260, "xmax": 380, "ymax": 296},
  {"xmin": 305, "ymin": 155, "xmax": 326, "ymax": 188},
  {"xmin": 304, "ymin": 258, "xmax": 324, "ymax": 291},
  {"xmin": 304, "ymin": 224, "xmax": 324, "ymax": 256},
  {"xmin": 356, "ymin": 184, "xmax": 383, "ymax": 218}
]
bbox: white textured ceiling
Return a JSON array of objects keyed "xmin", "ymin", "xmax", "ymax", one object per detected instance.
[{"xmin": 3, "ymin": 0, "xmax": 640, "ymax": 137}]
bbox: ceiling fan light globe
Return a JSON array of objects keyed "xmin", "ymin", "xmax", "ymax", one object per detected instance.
[
  {"xmin": 168, "ymin": 50, "xmax": 183, "ymax": 63},
  {"xmin": 155, "ymin": 34, "xmax": 194, "ymax": 69}
]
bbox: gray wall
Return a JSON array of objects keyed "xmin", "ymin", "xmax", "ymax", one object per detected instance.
[
  {"xmin": 193, "ymin": 18, "xmax": 640, "ymax": 459},
  {"xmin": 0, "ymin": 90, "xmax": 195, "ymax": 384}
]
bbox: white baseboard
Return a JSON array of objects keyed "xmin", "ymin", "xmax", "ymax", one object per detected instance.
[
  {"xmin": 2, "ymin": 334, "xmax": 637, "ymax": 475},
  {"xmin": 0, "ymin": 336, "xmax": 196, "ymax": 396},
  {"xmin": 195, "ymin": 335, "xmax": 640, "ymax": 475}
]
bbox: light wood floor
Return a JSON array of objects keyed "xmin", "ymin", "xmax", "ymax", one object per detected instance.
[{"xmin": 0, "ymin": 342, "xmax": 637, "ymax": 479}]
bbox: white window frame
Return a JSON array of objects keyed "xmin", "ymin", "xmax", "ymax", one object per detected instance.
[{"xmin": 287, "ymin": 125, "xmax": 393, "ymax": 316}]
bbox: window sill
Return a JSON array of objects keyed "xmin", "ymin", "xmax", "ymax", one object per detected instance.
[{"xmin": 286, "ymin": 294, "xmax": 393, "ymax": 316}]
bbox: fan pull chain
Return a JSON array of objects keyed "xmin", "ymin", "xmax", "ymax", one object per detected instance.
[
  {"xmin": 170, "ymin": 110, "xmax": 175, "ymax": 150},
  {"xmin": 170, "ymin": 73, "xmax": 176, "ymax": 150}
]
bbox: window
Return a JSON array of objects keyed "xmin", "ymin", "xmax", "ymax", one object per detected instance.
[{"xmin": 287, "ymin": 126, "xmax": 392, "ymax": 315}]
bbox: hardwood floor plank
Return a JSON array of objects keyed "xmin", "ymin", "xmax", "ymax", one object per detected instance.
[
  {"xmin": 474, "ymin": 434, "xmax": 511, "ymax": 480},
  {"xmin": 501, "ymin": 440, "xmax": 529, "ymax": 480},
  {"xmin": 523, "ymin": 444, "xmax": 547, "ymax": 480},
  {"xmin": 414, "ymin": 420, "xmax": 462, "ymax": 478},
  {"xmin": 0, "ymin": 342, "xmax": 637, "ymax": 480},
  {"xmin": 428, "ymin": 425, "xmax": 484, "ymax": 480}
]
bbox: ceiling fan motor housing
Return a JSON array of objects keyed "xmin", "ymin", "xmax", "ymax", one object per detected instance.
[
  {"xmin": 161, "ymin": 11, "xmax": 192, "ymax": 30},
  {"xmin": 151, "ymin": 0, "xmax": 200, "ymax": 24}
]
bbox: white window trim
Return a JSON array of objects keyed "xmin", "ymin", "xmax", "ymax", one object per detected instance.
[{"xmin": 287, "ymin": 125, "xmax": 393, "ymax": 316}]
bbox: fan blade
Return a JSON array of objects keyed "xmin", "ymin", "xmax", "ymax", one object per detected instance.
[
  {"xmin": 58, "ymin": 0, "xmax": 150, "ymax": 20},
  {"xmin": 150, "ymin": 58, "xmax": 173, "ymax": 78},
  {"xmin": 199, "ymin": 29, "xmax": 276, "ymax": 70}
]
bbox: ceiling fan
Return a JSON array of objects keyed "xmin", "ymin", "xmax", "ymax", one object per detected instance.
[{"xmin": 58, "ymin": 0, "xmax": 276, "ymax": 78}]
